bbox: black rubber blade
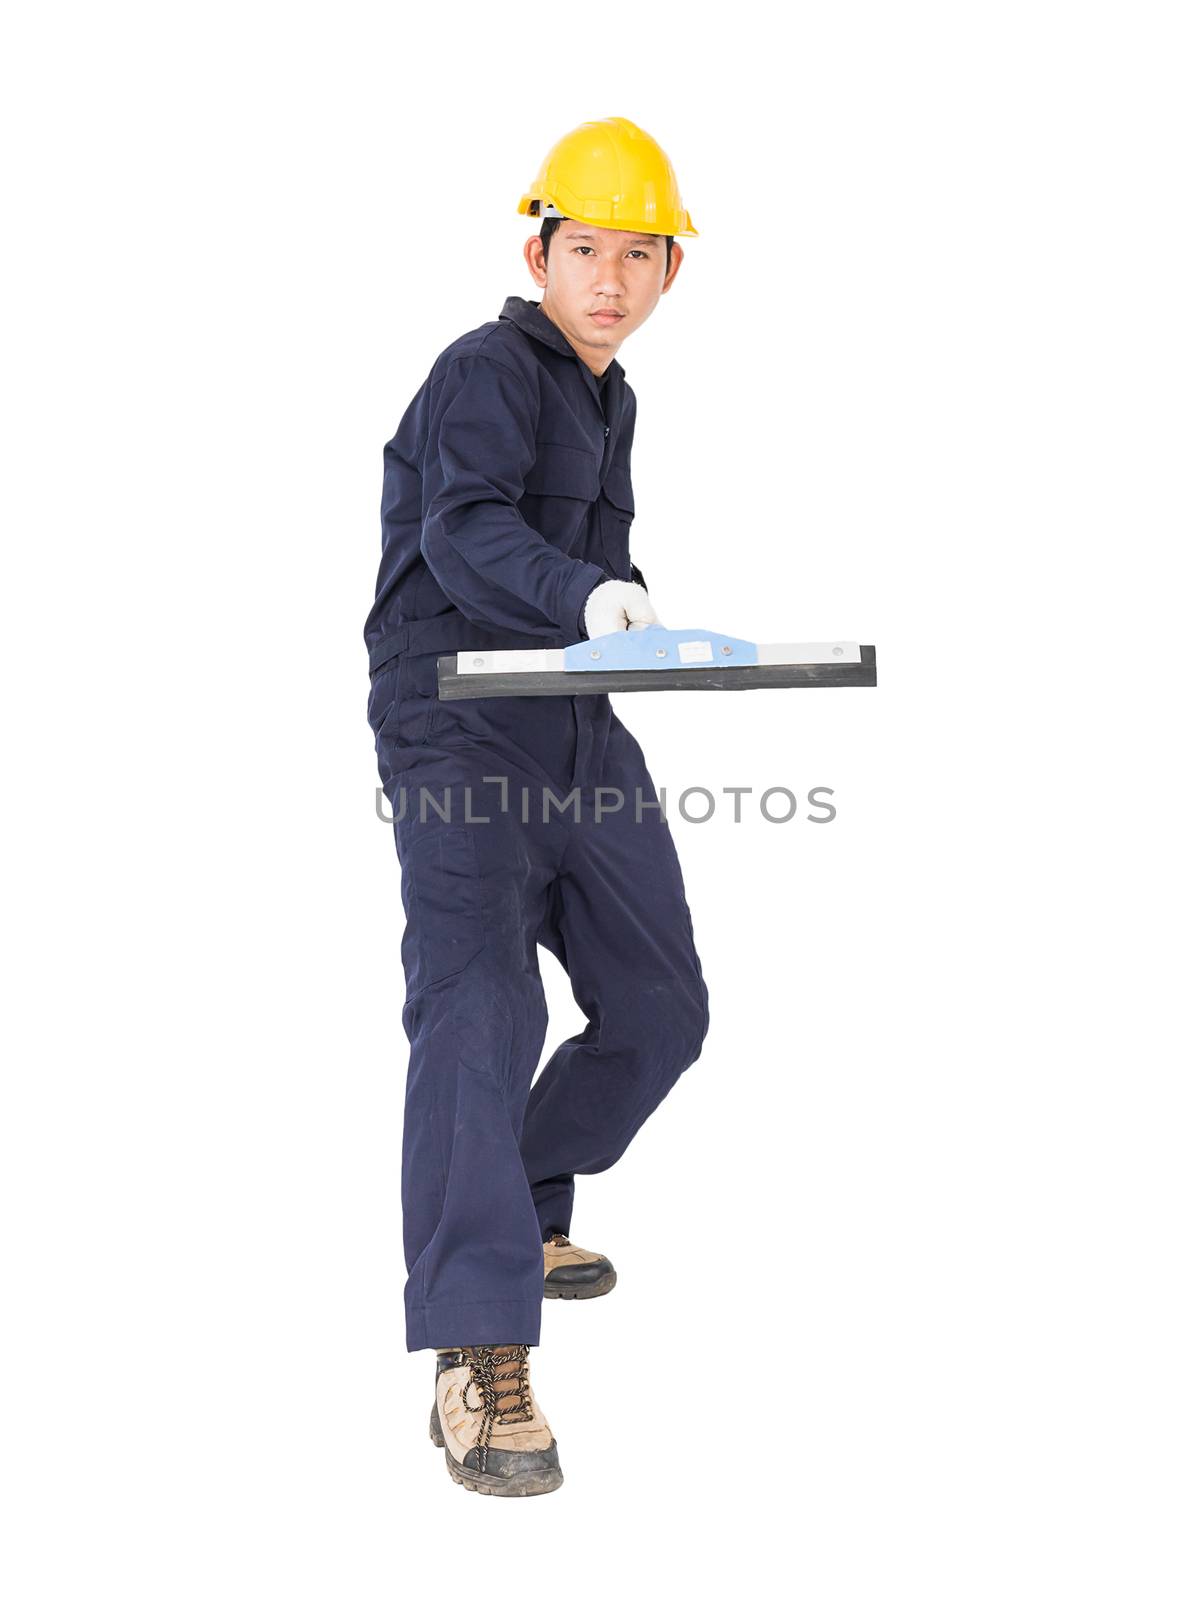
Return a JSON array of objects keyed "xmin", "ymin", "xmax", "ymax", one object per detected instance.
[{"xmin": 438, "ymin": 646, "xmax": 876, "ymax": 700}]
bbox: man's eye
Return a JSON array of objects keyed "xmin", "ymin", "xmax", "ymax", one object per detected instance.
[{"xmin": 572, "ymin": 246, "xmax": 648, "ymax": 258}]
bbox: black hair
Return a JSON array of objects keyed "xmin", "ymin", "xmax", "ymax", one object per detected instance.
[{"xmin": 539, "ymin": 216, "xmax": 674, "ymax": 275}]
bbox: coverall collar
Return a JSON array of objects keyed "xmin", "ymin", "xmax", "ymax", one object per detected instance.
[{"xmin": 499, "ymin": 296, "xmax": 625, "ymax": 383}]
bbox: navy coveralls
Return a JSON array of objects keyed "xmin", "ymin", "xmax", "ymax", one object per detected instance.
[{"xmin": 366, "ymin": 296, "xmax": 709, "ymax": 1352}]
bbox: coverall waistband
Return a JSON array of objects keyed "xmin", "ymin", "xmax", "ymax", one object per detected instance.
[{"xmin": 368, "ymin": 615, "xmax": 571, "ymax": 674}]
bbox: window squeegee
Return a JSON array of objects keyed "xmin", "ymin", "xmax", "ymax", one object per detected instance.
[{"xmin": 438, "ymin": 626, "xmax": 877, "ymax": 700}]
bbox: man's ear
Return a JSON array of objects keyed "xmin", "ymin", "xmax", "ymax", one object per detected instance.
[
  {"xmin": 523, "ymin": 235, "xmax": 550, "ymax": 289},
  {"xmin": 662, "ymin": 241, "xmax": 684, "ymax": 293}
]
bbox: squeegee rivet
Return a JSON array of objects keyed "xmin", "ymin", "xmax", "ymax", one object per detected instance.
[
  {"xmin": 721, "ymin": 645, "xmax": 732, "ymax": 655},
  {"xmin": 833, "ymin": 647, "xmax": 844, "ymax": 657},
  {"xmin": 472, "ymin": 657, "xmax": 485, "ymax": 667},
  {"xmin": 590, "ymin": 649, "xmax": 601, "ymax": 659},
  {"xmin": 656, "ymin": 648, "xmax": 667, "ymax": 658}
]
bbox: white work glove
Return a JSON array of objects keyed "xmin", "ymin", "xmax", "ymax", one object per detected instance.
[{"xmin": 583, "ymin": 579, "xmax": 661, "ymax": 639}]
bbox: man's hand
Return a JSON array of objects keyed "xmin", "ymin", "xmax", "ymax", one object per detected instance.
[{"xmin": 583, "ymin": 579, "xmax": 661, "ymax": 638}]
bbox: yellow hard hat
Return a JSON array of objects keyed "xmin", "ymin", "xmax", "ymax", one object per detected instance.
[{"xmin": 517, "ymin": 116, "xmax": 697, "ymax": 238}]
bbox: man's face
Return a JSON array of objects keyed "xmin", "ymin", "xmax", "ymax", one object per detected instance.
[{"xmin": 530, "ymin": 223, "xmax": 683, "ymax": 359}]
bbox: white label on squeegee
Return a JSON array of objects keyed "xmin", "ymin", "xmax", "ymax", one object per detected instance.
[
  {"xmin": 677, "ymin": 639, "xmax": 713, "ymax": 664},
  {"xmin": 456, "ymin": 649, "xmax": 565, "ymax": 674}
]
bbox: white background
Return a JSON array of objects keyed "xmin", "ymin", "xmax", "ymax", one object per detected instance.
[{"xmin": 3, "ymin": 3, "xmax": 1201, "ymax": 1595}]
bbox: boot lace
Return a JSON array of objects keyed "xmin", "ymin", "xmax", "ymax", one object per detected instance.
[{"xmin": 461, "ymin": 1344, "xmax": 536, "ymax": 1469}]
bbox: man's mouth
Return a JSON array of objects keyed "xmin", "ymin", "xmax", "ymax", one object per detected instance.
[{"xmin": 590, "ymin": 309, "xmax": 625, "ymax": 322}]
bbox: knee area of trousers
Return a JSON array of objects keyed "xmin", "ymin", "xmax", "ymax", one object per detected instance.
[
  {"xmin": 451, "ymin": 965, "xmax": 548, "ymax": 1066},
  {"xmin": 621, "ymin": 976, "xmax": 708, "ymax": 1071},
  {"xmin": 413, "ymin": 960, "xmax": 547, "ymax": 1062}
]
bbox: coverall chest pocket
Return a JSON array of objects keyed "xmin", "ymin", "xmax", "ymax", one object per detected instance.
[
  {"xmin": 520, "ymin": 444, "xmax": 600, "ymax": 554},
  {"xmin": 399, "ymin": 824, "xmax": 486, "ymax": 995}
]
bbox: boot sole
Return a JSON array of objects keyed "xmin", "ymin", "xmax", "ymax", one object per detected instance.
[
  {"xmin": 429, "ymin": 1413, "xmax": 564, "ymax": 1497},
  {"xmin": 543, "ymin": 1269, "xmax": 617, "ymax": 1300}
]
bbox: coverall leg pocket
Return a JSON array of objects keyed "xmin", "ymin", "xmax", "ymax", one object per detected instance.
[{"xmin": 398, "ymin": 823, "xmax": 486, "ymax": 995}]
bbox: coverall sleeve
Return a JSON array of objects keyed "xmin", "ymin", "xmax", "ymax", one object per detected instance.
[{"xmin": 420, "ymin": 354, "xmax": 608, "ymax": 636}]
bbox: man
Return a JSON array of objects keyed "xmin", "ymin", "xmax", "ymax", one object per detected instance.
[{"xmin": 365, "ymin": 117, "xmax": 708, "ymax": 1497}]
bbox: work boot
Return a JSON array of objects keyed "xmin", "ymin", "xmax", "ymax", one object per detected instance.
[
  {"xmin": 429, "ymin": 1345, "xmax": 563, "ymax": 1497},
  {"xmin": 542, "ymin": 1231, "xmax": 618, "ymax": 1299}
]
